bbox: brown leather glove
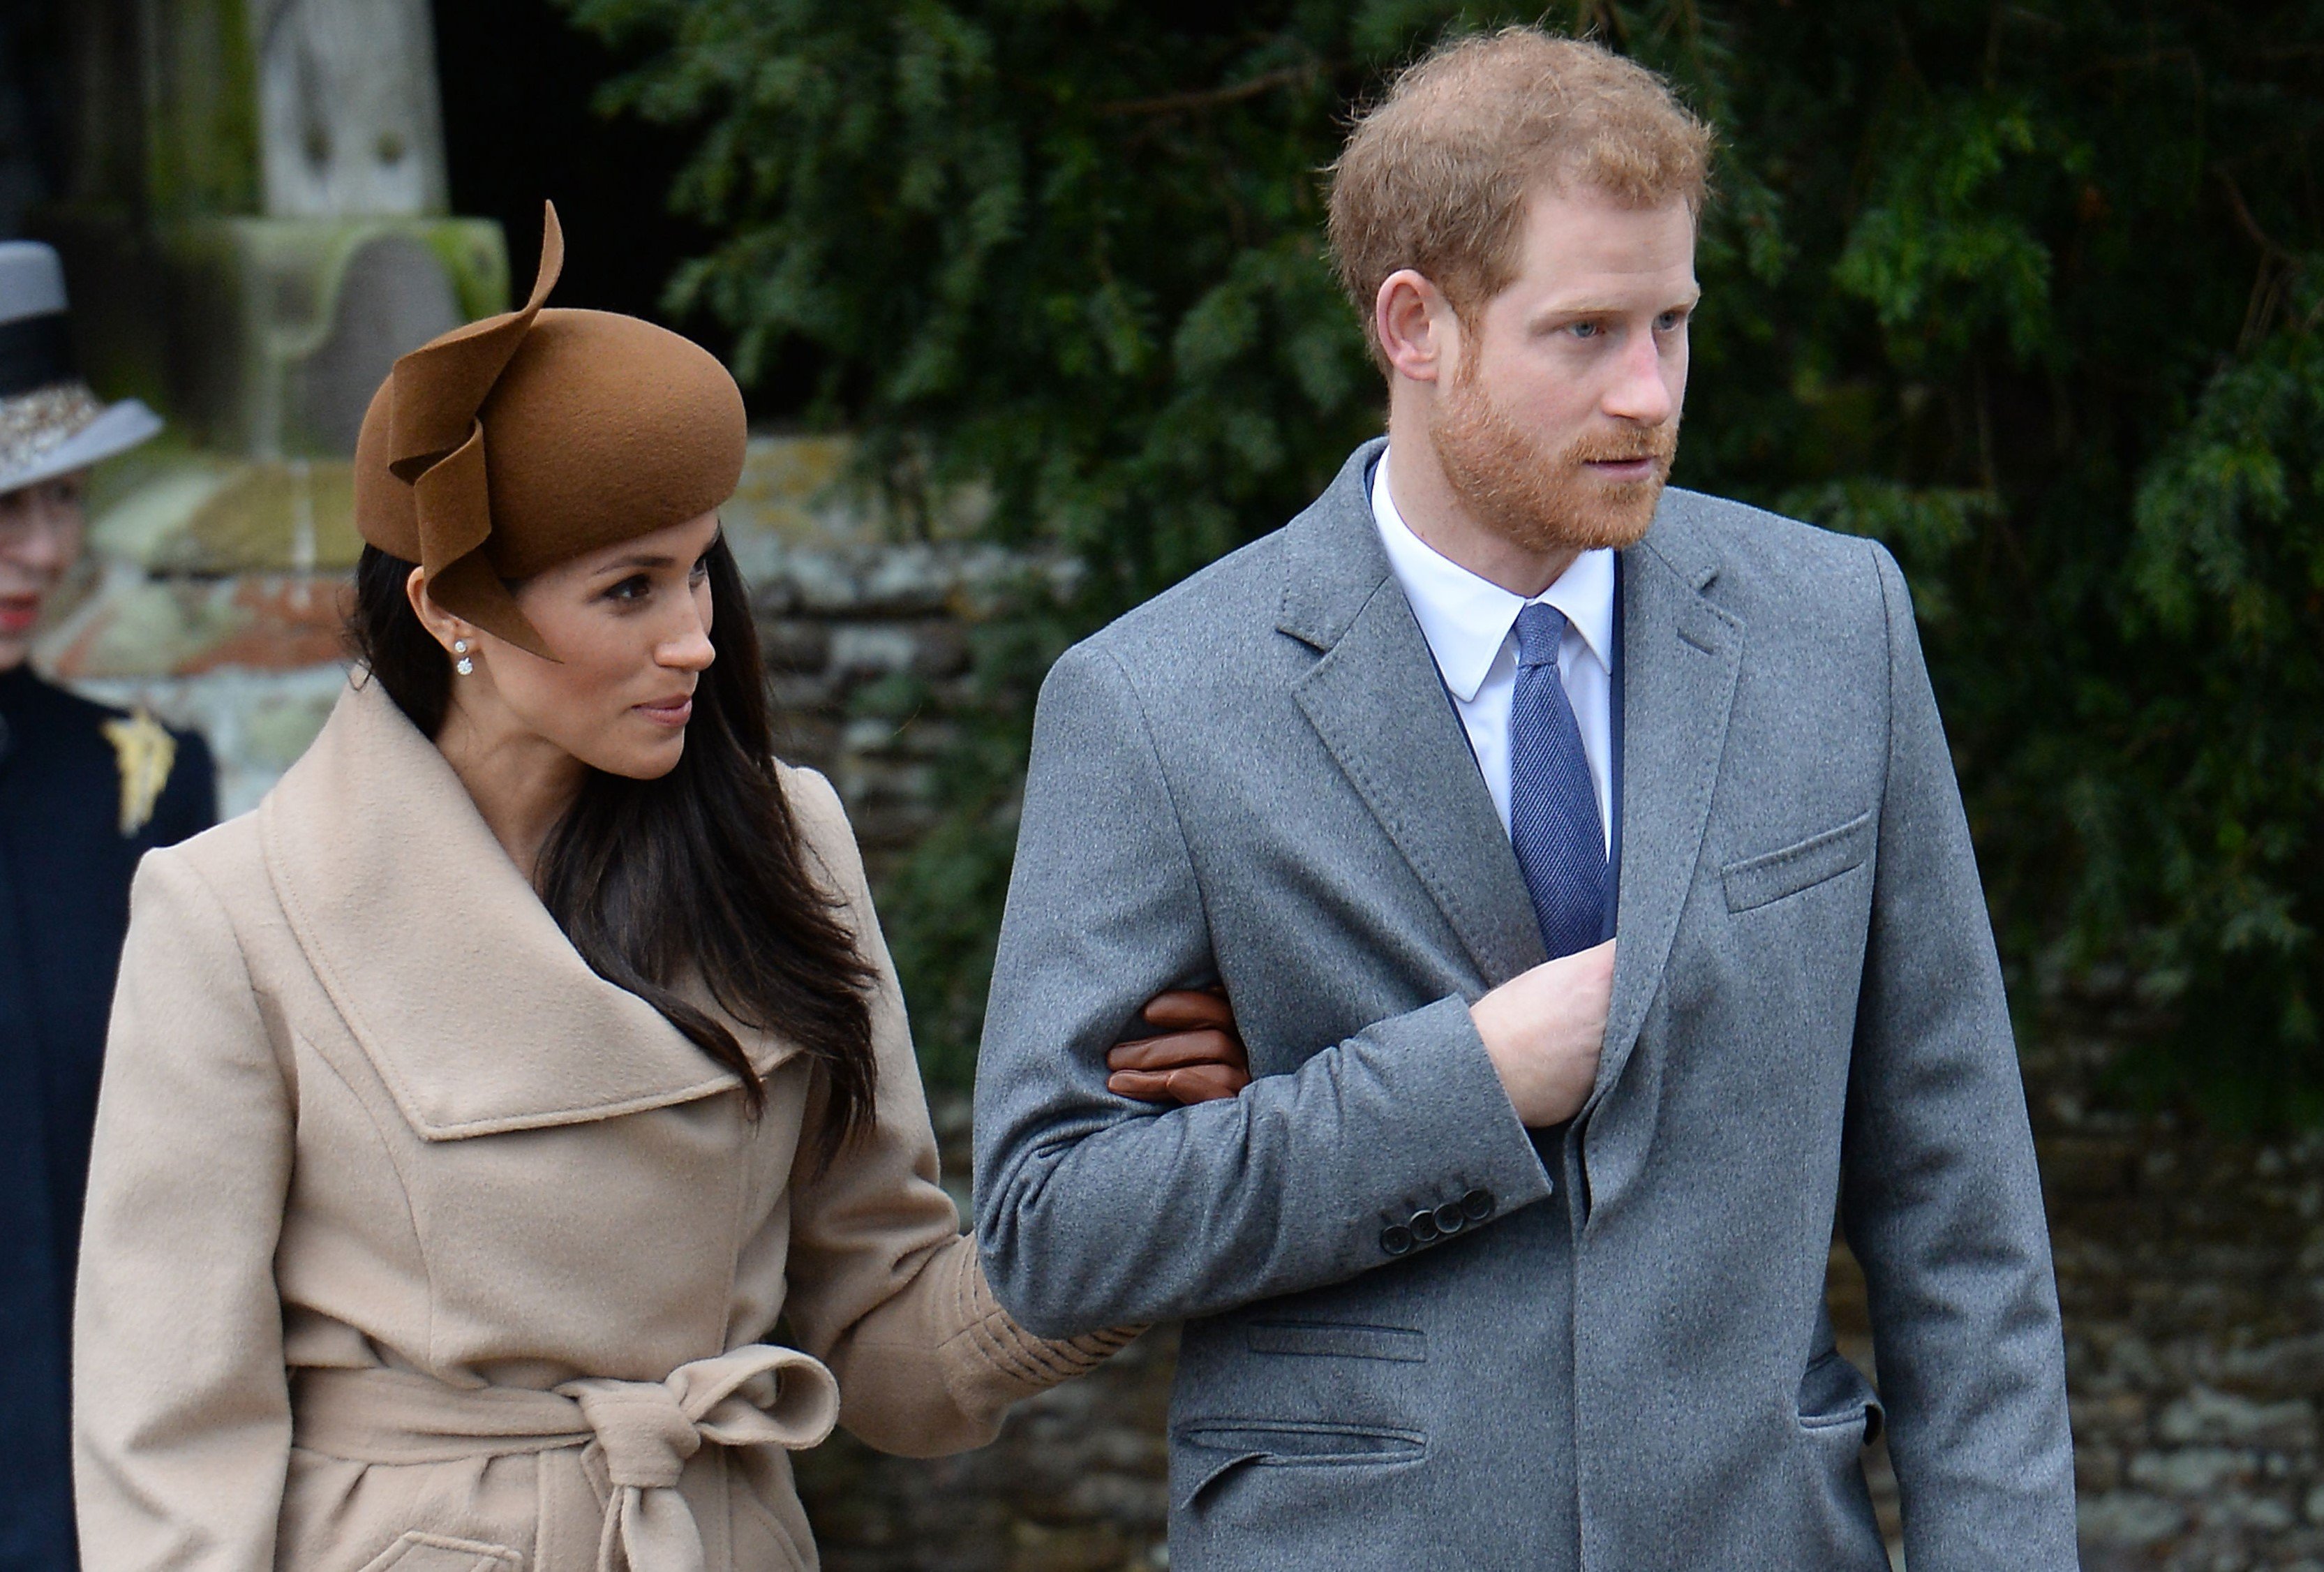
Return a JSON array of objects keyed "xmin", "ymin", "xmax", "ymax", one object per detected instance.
[{"xmin": 1105, "ymin": 987, "xmax": 1249, "ymax": 1105}]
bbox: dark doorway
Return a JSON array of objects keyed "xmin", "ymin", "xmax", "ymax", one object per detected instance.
[
  {"xmin": 430, "ymin": 0, "xmax": 808, "ymax": 422},
  {"xmin": 0, "ymin": 0, "xmax": 64, "ymax": 235}
]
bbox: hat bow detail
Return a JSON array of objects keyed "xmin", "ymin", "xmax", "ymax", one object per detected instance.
[{"xmin": 384, "ymin": 201, "xmax": 567, "ymax": 660}]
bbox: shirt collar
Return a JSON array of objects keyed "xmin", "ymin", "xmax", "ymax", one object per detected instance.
[{"xmin": 1370, "ymin": 448, "xmax": 1616, "ymax": 703}]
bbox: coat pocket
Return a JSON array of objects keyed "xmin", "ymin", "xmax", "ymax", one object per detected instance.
[
  {"xmin": 1798, "ymin": 1347, "xmax": 1885, "ymax": 1445},
  {"xmin": 1171, "ymin": 1421, "xmax": 1427, "ymax": 1511},
  {"xmin": 1793, "ymin": 1351, "xmax": 1892, "ymax": 1569},
  {"xmin": 1246, "ymin": 1321, "xmax": 1426, "ymax": 1363},
  {"xmin": 357, "ymin": 1532, "xmax": 525, "ymax": 1572},
  {"xmin": 1722, "ymin": 813, "xmax": 1874, "ymax": 913}
]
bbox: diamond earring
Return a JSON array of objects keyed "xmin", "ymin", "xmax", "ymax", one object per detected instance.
[{"xmin": 452, "ymin": 638, "xmax": 473, "ymax": 676}]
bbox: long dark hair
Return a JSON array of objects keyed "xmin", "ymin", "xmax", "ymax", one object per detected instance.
[{"xmin": 346, "ymin": 539, "xmax": 877, "ymax": 1148}]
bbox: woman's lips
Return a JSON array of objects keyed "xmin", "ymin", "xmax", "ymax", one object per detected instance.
[
  {"xmin": 0, "ymin": 596, "xmax": 42, "ymax": 635},
  {"xmin": 635, "ymin": 695, "xmax": 694, "ymax": 728}
]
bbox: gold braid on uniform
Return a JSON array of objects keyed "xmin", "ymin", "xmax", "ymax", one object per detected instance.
[{"xmin": 101, "ymin": 712, "xmax": 174, "ymax": 836}]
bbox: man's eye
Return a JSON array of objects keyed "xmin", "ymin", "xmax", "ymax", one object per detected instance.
[
  {"xmin": 1570, "ymin": 321, "xmax": 1602, "ymax": 339},
  {"xmin": 1656, "ymin": 311, "xmax": 1688, "ymax": 331}
]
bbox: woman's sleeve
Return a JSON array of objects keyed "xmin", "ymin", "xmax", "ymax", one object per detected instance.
[
  {"xmin": 75, "ymin": 847, "xmax": 296, "ymax": 1571},
  {"xmin": 777, "ymin": 769, "xmax": 1133, "ymax": 1458}
]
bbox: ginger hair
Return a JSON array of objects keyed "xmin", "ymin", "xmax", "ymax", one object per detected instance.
[{"xmin": 1327, "ymin": 29, "xmax": 1714, "ymax": 367}]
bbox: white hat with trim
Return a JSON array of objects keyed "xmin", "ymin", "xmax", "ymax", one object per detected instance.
[{"xmin": 0, "ymin": 241, "xmax": 162, "ymax": 496}]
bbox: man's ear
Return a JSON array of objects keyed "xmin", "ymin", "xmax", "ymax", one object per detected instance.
[{"xmin": 1374, "ymin": 269, "xmax": 1461, "ymax": 387}]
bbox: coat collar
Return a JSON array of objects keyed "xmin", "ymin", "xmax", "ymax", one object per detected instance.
[
  {"xmin": 1588, "ymin": 491, "xmax": 1744, "ymax": 1119},
  {"xmin": 1276, "ymin": 439, "xmax": 1392, "ymax": 651},
  {"xmin": 1278, "ymin": 438, "xmax": 1547, "ymax": 988},
  {"xmin": 260, "ymin": 677, "xmax": 789, "ymax": 1141}
]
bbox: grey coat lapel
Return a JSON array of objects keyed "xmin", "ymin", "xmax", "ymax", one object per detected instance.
[
  {"xmin": 1279, "ymin": 442, "xmax": 1547, "ymax": 989},
  {"xmin": 1589, "ymin": 495, "xmax": 1744, "ymax": 1113}
]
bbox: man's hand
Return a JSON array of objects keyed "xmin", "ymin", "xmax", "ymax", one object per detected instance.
[
  {"xmin": 1469, "ymin": 939, "xmax": 1615, "ymax": 1127},
  {"xmin": 1106, "ymin": 988, "xmax": 1249, "ymax": 1104}
]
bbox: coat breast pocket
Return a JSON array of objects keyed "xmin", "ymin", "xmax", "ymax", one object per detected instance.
[
  {"xmin": 1245, "ymin": 1320, "xmax": 1426, "ymax": 1363},
  {"xmin": 1721, "ymin": 813, "xmax": 1874, "ymax": 913}
]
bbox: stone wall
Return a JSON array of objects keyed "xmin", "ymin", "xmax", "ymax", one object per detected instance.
[
  {"xmin": 2039, "ymin": 1048, "xmax": 2324, "ymax": 1569},
  {"xmin": 40, "ymin": 445, "xmax": 2324, "ymax": 1571}
]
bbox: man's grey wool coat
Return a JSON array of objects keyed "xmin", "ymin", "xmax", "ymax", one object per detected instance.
[{"xmin": 972, "ymin": 438, "xmax": 2078, "ymax": 1571}]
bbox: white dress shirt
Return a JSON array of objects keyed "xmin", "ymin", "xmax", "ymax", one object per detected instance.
[{"xmin": 1371, "ymin": 450, "xmax": 1616, "ymax": 852}]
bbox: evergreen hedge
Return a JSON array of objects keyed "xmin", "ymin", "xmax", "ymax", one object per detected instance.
[{"xmin": 570, "ymin": 0, "xmax": 2324, "ymax": 1120}]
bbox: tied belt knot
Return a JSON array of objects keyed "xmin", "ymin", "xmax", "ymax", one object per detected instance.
[
  {"xmin": 566, "ymin": 1378, "xmax": 703, "ymax": 1490},
  {"xmin": 293, "ymin": 1346, "xmax": 840, "ymax": 1572}
]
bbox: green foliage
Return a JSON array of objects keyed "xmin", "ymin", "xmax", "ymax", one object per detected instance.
[
  {"xmin": 563, "ymin": 0, "xmax": 1390, "ymax": 600},
  {"xmin": 2113, "ymin": 291, "xmax": 2324, "ymax": 1116},
  {"xmin": 573, "ymin": 0, "xmax": 2324, "ymax": 1119},
  {"xmin": 1668, "ymin": 3, "xmax": 2324, "ymax": 1125}
]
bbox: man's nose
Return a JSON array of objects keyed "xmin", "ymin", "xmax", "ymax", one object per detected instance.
[{"xmin": 1602, "ymin": 332, "xmax": 1676, "ymax": 427}]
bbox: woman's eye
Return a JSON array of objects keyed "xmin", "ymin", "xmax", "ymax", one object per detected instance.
[
  {"xmin": 605, "ymin": 574, "xmax": 652, "ymax": 603},
  {"xmin": 690, "ymin": 556, "xmax": 710, "ymax": 583}
]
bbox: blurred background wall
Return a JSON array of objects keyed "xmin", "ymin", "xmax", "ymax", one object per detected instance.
[{"xmin": 6, "ymin": 3, "xmax": 2323, "ymax": 1569}]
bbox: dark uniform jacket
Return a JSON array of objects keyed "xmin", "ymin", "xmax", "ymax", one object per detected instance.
[{"xmin": 0, "ymin": 666, "xmax": 211, "ymax": 1571}]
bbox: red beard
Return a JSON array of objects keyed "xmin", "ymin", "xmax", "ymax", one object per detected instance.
[{"xmin": 1429, "ymin": 366, "xmax": 1677, "ymax": 553}]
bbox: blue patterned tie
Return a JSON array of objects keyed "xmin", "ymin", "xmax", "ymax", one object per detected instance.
[{"xmin": 1508, "ymin": 604, "xmax": 1609, "ymax": 959}]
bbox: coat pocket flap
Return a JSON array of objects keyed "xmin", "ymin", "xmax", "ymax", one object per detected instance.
[
  {"xmin": 357, "ymin": 1532, "xmax": 524, "ymax": 1572},
  {"xmin": 1170, "ymin": 1435, "xmax": 1267, "ymax": 1512},
  {"xmin": 1722, "ymin": 813, "xmax": 1874, "ymax": 913},
  {"xmin": 1170, "ymin": 1423, "xmax": 1426, "ymax": 1511},
  {"xmin": 1246, "ymin": 1321, "xmax": 1426, "ymax": 1362}
]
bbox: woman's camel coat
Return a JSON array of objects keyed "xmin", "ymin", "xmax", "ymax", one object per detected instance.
[{"xmin": 73, "ymin": 678, "xmax": 1126, "ymax": 1571}]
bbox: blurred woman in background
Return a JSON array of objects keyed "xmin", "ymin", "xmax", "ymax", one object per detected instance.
[{"xmin": 0, "ymin": 237, "xmax": 208, "ymax": 1572}]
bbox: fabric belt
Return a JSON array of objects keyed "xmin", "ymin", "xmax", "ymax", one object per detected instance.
[{"xmin": 292, "ymin": 1346, "xmax": 841, "ymax": 1572}]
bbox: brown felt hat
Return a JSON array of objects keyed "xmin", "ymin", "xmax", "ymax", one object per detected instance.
[{"xmin": 355, "ymin": 202, "xmax": 747, "ymax": 660}]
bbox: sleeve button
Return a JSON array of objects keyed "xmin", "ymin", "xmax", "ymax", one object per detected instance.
[
  {"xmin": 1461, "ymin": 1187, "xmax": 1496, "ymax": 1222},
  {"xmin": 1407, "ymin": 1209, "xmax": 1440, "ymax": 1245},
  {"xmin": 1380, "ymin": 1224, "xmax": 1414, "ymax": 1256},
  {"xmin": 1433, "ymin": 1201, "xmax": 1468, "ymax": 1235}
]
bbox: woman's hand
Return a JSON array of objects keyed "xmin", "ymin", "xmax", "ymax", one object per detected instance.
[{"xmin": 1106, "ymin": 988, "xmax": 1249, "ymax": 1104}]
